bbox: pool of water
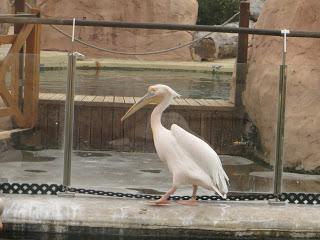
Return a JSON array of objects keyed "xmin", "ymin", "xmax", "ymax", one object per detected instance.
[{"xmin": 39, "ymin": 69, "xmax": 231, "ymax": 99}]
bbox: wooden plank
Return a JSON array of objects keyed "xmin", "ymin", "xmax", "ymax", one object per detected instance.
[
  {"xmin": 189, "ymin": 111, "xmax": 201, "ymax": 137},
  {"xmin": 112, "ymin": 108, "xmax": 125, "ymax": 151},
  {"xmin": 39, "ymin": 93, "xmax": 55, "ymax": 100},
  {"xmin": 104, "ymin": 96, "xmax": 114, "ymax": 103},
  {"xmin": 210, "ymin": 111, "xmax": 223, "ymax": 154},
  {"xmin": 231, "ymin": 111, "xmax": 244, "ymax": 153},
  {"xmin": 46, "ymin": 104, "xmax": 60, "ymax": 148},
  {"xmin": 184, "ymin": 98, "xmax": 201, "ymax": 106},
  {"xmin": 204, "ymin": 99, "xmax": 222, "ymax": 106},
  {"xmin": 82, "ymin": 95, "xmax": 95, "ymax": 102},
  {"xmin": 101, "ymin": 107, "xmax": 113, "ymax": 150},
  {"xmin": 51, "ymin": 93, "xmax": 65, "ymax": 101},
  {"xmin": 134, "ymin": 109, "xmax": 147, "ymax": 152},
  {"xmin": 123, "ymin": 96, "xmax": 135, "ymax": 104},
  {"xmin": 92, "ymin": 96, "xmax": 105, "ymax": 103},
  {"xmin": 174, "ymin": 98, "xmax": 189, "ymax": 105},
  {"xmin": 0, "ymin": 35, "xmax": 17, "ymax": 45},
  {"xmin": 78, "ymin": 106, "xmax": 91, "ymax": 150},
  {"xmin": 38, "ymin": 103, "xmax": 48, "ymax": 148},
  {"xmin": 133, "ymin": 97, "xmax": 142, "ymax": 103},
  {"xmin": 74, "ymin": 95, "xmax": 86, "ymax": 102},
  {"xmin": 90, "ymin": 106, "xmax": 103, "ymax": 150},
  {"xmin": 220, "ymin": 112, "xmax": 233, "ymax": 154},
  {"xmin": 114, "ymin": 96, "xmax": 125, "ymax": 103},
  {"xmin": 195, "ymin": 99, "xmax": 208, "ymax": 107},
  {"xmin": 200, "ymin": 112, "xmax": 212, "ymax": 144},
  {"xmin": 0, "ymin": 84, "xmax": 25, "ymax": 127},
  {"xmin": 0, "ymin": 24, "xmax": 34, "ymax": 82}
]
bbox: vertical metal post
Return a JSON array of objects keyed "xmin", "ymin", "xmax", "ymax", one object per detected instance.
[
  {"xmin": 273, "ymin": 30, "xmax": 289, "ymax": 198},
  {"xmin": 63, "ymin": 53, "xmax": 76, "ymax": 187}
]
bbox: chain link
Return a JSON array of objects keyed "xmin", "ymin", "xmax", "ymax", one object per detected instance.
[{"xmin": 0, "ymin": 183, "xmax": 319, "ymax": 205}]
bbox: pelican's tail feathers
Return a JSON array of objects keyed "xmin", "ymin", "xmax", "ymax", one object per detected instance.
[
  {"xmin": 211, "ymin": 184, "xmax": 226, "ymax": 199},
  {"xmin": 218, "ymin": 172, "xmax": 229, "ymax": 197}
]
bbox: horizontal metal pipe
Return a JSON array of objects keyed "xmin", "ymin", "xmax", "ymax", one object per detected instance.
[{"xmin": 0, "ymin": 17, "xmax": 319, "ymax": 38}]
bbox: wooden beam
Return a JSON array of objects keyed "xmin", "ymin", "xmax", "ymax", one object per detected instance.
[
  {"xmin": 24, "ymin": 24, "xmax": 41, "ymax": 127},
  {"xmin": 0, "ymin": 35, "xmax": 17, "ymax": 45},
  {"xmin": 0, "ymin": 84, "xmax": 26, "ymax": 127},
  {"xmin": 0, "ymin": 24, "xmax": 34, "ymax": 82}
]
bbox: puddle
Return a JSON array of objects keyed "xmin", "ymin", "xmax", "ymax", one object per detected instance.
[
  {"xmin": 24, "ymin": 169, "xmax": 47, "ymax": 173},
  {"xmin": 140, "ymin": 169, "xmax": 161, "ymax": 174},
  {"xmin": 127, "ymin": 188, "xmax": 165, "ymax": 195},
  {"xmin": 74, "ymin": 151, "xmax": 112, "ymax": 157}
]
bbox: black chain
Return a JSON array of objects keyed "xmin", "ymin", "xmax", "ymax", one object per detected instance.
[{"xmin": 0, "ymin": 183, "xmax": 319, "ymax": 205}]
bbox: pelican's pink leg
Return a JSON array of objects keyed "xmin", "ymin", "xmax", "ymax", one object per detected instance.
[
  {"xmin": 149, "ymin": 186, "xmax": 177, "ymax": 205},
  {"xmin": 177, "ymin": 185, "xmax": 198, "ymax": 206}
]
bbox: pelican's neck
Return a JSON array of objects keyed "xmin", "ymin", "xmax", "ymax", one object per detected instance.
[{"xmin": 151, "ymin": 96, "xmax": 172, "ymax": 131}]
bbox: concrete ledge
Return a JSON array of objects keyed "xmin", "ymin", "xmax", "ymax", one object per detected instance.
[{"xmin": 2, "ymin": 194, "xmax": 320, "ymax": 239}]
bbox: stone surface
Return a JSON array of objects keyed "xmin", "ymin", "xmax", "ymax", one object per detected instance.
[
  {"xmin": 243, "ymin": 0, "xmax": 320, "ymax": 170},
  {"xmin": 250, "ymin": 0, "xmax": 265, "ymax": 21},
  {"xmin": 2, "ymin": 194, "xmax": 320, "ymax": 238},
  {"xmin": 0, "ymin": 149, "xmax": 318, "ymax": 194},
  {"xmin": 38, "ymin": 0, "xmax": 198, "ymax": 61},
  {"xmin": 193, "ymin": 31, "xmax": 238, "ymax": 61}
]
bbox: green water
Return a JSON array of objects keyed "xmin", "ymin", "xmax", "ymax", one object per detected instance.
[{"xmin": 39, "ymin": 69, "xmax": 231, "ymax": 99}]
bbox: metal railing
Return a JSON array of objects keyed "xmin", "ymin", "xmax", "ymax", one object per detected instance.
[{"xmin": 0, "ymin": 16, "xmax": 320, "ymax": 38}]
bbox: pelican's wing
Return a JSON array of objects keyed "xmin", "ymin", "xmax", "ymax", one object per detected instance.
[{"xmin": 170, "ymin": 124, "xmax": 229, "ymax": 196}]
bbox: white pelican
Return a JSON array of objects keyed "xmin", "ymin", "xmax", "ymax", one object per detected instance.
[{"xmin": 121, "ymin": 84, "xmax": 229, "ymax": 205}]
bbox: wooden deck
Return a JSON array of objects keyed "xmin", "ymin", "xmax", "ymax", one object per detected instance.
[
  {"xmin": 24, "ymin": 93, "xmax": 244, "ymax": 154},
  {"xmin": 38, "ymin": 93, "xmax": 234, "ymax": 110}
]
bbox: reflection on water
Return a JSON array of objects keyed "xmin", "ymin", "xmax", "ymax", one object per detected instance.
[{"xmin": 39, "ymin": 69, "xmax": 231, "ymax": 99}]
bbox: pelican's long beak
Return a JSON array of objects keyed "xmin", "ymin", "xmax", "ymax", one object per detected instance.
[{"xmin": 121, "ymin": 92, "xmax": 157, "ymax": 121}]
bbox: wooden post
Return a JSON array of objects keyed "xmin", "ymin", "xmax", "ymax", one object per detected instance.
[
  {"xmin": 14, "ymin": 0, "xmax": 25, "ymax": 34},
  {"xmin": 24, "ymin": 9, "xmax": 41, "ymax": 127},
  {"xmin": 234, "ymin": 0, "xmax": 250, "ymax": 108},
  {"xmin": 237, "ymin": 0, "xmax": 250, "ymax": 64},
  {"xmin": 24, "ymin": 24, "xmax": 41, "ymax": 127}
]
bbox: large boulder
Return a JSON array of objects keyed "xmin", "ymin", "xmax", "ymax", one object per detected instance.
[
  {"xmin": 243, "ymin": 0, "xmax": 320, "ymax": 171},
  {"xmin": 38, "ymin": 0, "xmax": 198, "ymax": 60},
  {"xmin": 249, "ymin": 0, "xmax": 265, "ymax": 21}
]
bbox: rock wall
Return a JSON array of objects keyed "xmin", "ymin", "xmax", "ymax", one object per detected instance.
[
  {"xmin": 38, "ymin": 0, "xmax": 198, "ymax": 60},
  {"xmin": 243, "ymin": 0, "xmax": 320, "ymax": 170}
]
